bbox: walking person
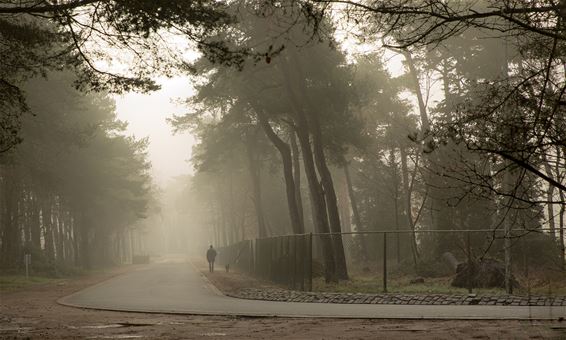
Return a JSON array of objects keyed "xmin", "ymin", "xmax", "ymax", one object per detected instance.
[{"xmin": 206, "ymin": 245, "xmax": 217, "ymax": 273}]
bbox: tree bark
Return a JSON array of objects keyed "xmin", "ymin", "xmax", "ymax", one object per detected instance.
[
  {"xmin": 42, "ymin": 195, "xmax": 55, "ymax": 262},
  {"xmin": 388, "ymin": 149, "xmax": 401, "ymax": 264},
  {"xmin": 344, "ymin": 163, "xmax": 368, "ymax": 260},
  {"xmin": 557, "ymin": 147, "xmax": 566, "ymax": 271},
  {"xmin": 402, "ymin": 50, "xmax": 430, "ymax": 135},
  {"xmin": 30, "ymin": 193, "xmax": 41, "ymax": 249},
  {"xmin": 0, "ymin": 166, "xmax": 20, "ymax": 269},
  {"xmin": 400, "ymin": 146, "xmax": 420, "ymax": 266},
  {"xmin": 244, "ymin": 132, "xmax": 268, "ymax": 239},
  {"xmin": 255, "ymin": 110, "xmax": 304, "ymax": 235},
  {"xmin": 290, "ymin": 133, "xmax": 305, "ymax": 231},
  {"xmin": 543, "ymin": 155, "xmax": 557, "ymax": 237},
  {"xmin": 79, "ymin": 211, "xmax": 91, "ymax": 269},
  {"xmin": 278, "ymin": 55, "xmax": 336, "ymax": 281},
  {"xmin": 283, "ymin": 50, "xmax": 349, "ymax": 280},
  {"xmin": 558, "ymin": 188, "xmax": 565, "ymax": 271},
  {"xmin": 310, "ymin": 112, "xmax": 349, "ymax": 280}
]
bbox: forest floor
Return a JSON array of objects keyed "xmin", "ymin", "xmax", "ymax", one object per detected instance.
[{"xmin": 1, "ymin": 262, "xmax": 565, "ymax": 339}]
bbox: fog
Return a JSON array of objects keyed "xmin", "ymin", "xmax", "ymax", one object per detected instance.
[
  {"xmin": 2, "ymin": 0, "xmax": 565, "ymax": 304},
  {"xmin": 115, "ymin": 76, "xmax": 196, "ymax": 186}
]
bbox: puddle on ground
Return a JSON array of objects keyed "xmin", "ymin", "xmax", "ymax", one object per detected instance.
[
  {"xmin": 87, "ymin": 335, "xmax": 143, "ymax": 339},
  {"xmin": 0, "ymin": 326, "xmax": 32, "ymax": 333},
  {"xmin": 69, "ymin": 324, "xmax": 124, "ymax": 329},
  {"xmin": 116, "ymin": 322, "xmax": 156, "ymax": 327},
  {"xmin": 200, "ymin": 333, "xmax": 227, "ymax": 337},
  {"xmin": 69, "ymin": 322, "xmax": 157, "ymax": 330}
]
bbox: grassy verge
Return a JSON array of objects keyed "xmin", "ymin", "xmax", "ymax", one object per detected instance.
[
  {"xmin": 0, "ymin": 266, "xmax": 127, "ymax": 292},
  {"xmin": 312, "ymin": 272, "xmax": 566, "ymax": 296},
  {"xmin": 0, "ymin": 275, "xmax": 65, "ymax": 292}
]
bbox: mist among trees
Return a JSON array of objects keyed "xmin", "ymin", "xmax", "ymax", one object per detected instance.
[{"xmin": 1, "ymin": 1, "xmax": 565, "ymax": 292}]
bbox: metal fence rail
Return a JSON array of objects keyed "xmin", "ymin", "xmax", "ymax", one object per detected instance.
[{"xmin": 216, "ymin": 229, "xmax": 565, "ymax": 295}]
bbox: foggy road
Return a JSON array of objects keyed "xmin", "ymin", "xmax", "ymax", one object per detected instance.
[{"xmin": 58, "ymin": 260, "xmax": 566, "ymax": 320}]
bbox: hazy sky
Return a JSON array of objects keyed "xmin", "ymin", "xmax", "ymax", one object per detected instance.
[
  {"xmin": 115, "ymin": 76, "xmax": 196, "ymax": 186},
  {"xmin": 113, "ymin": 50, "xmax": 407, "ymax": 188}
]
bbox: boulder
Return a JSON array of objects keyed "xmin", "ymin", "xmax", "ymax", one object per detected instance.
[{"xmin": 451, "ymin": 258, "xmax": 519, "ymax": 289}]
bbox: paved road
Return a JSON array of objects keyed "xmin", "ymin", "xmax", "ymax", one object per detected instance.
[{"xmin": 59, "ymin": 261, "xmax": 566, "ymax": 320}]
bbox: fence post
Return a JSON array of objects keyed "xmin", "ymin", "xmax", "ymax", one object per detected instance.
[
  {"xmin": 466, "ymin": 231, "xmax": 472, "ymax": 294},
  {"xmin": 308, "ymin": 233, "xmax": 313, "ymax": 292},
  {"xmin": 24, "ymin": 254, "xmax": 31, "ymax": 280},
  {"xmin": 273, "ymin": 238, "xmax": 277, "ymax": 283},
  {"xmin": 383, "ymin": 232, "xmax": 388, "ymax": 293},
  {"xmin": 249, "ymin": 240, "xmax": 254, "ymax": 274},
  {"xmin": 299, "ymin": 235, "xmax": 304, "ymax": 291},
  {"xmin": 255, "ymin": 238, "xmax": 260, "ymax": 277},
  {"xmin": 504, "ymin": 228, "xmax": 513, "ymax": 294},
  {"xmin": 524, "ymin": 241, "xmax": 530, "ymax": 301},
  {"xmin": 296, "ymin": 235, "xmax": 299, "ymax": 289}
]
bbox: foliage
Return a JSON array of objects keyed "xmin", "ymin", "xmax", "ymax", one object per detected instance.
[{"xmin": 0, "ymin": 71, "xmax": 153, "ymax": 271}]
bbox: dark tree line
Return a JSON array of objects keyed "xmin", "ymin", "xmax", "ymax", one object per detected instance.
[
  {"xmin": 0, "ymin": 72, "xmax": 153, "ymax": 273},
  {"xmin": 1, "ymin": 0, "xmax": 565, "ymax": 287}
]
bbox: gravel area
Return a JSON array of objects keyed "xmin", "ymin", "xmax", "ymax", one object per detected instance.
[{"xmin": 228, "ymin": 288, "xmax": 566, "ymax": 307}]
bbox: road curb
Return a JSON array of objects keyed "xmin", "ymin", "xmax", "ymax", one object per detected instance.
[{"xmin": 188, "ymin": 260, "xmax": 224, "ymax": 297}]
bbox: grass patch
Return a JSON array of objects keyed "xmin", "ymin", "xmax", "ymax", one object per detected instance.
[
  {"xmin": 313, "ymin": 275, "xmax": 503, "ymax": 295},
  {"xmin": 519, "ymin": 272, "xmax": 566, "ymax": 296},
  {"xmin": 0, "ymin": 275, "xmax": 64, "ymax": 292},
  {"xmin": 312, "ymin": 271, "xmax": 566, "ymax": 296}
]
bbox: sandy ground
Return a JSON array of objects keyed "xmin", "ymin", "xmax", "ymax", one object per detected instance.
[{"xmin": 1, "ymin": 262, "xmax": 566, "ymax": 339}]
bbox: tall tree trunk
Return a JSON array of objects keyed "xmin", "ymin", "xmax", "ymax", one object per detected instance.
[
  {"xmin": 55, "ymin": 204, "xmax": 65, "ymax": 264},
  {"xmin": 502, "ymin": 38, "xmax": 514, "ymax": 294},
  {"xmin": 278, "ymin": 55, "xmax": 336, "ymax": 281},
  {"xmin": 23, "ymin": 189, "xmax": 31, "ymax": 244},
  {"xmin": 558, "ymin": 188, "xmax": 565, "ymax": 271},
  {"xmin": 388, "ymin": 149, "xmax": 401, "ymax": 265},
  {"xmin": 310, "ymin": 113, "xmax": 349, "ymax": 280},
  {"xmin": 72, "ymin": 210, "xmax": 80, "ymax": 266},
  {"xmin": 400, "ymin": 48, "xmax": 442, "ymax": 254},
  {"xmin": 282, "ymin": 50, "xmax": 348, "ymax": 280},
  {"xmin": 402, "ymin": 50, "xmax": 430, "ymax": 135},
  {"xmin": 65, "ymin": 211, "xmax": 74, "ymax": 265},
  {"xmin": 295, "ymin": 123, "xmax": 337, "ymax": 282},
  {"xmin": 228, "ymin": 171, "xmax": 240, "ymax": 244},
  {"xmin": 400, "ymin": 146, "xmax": 420, "ymax": 266},
  {"xmin": 543, "ymin": 155, "xmax": 557, "ymax": 237},
  {"xmin": 344, "ymin": 163, "xmax": 368, "ymax": 260},
  {"xmin": 42, "ymin": 195, "xmax": 55, "ymax": 262},
  {"xmin": 337, "ymin": 171, "xmax": 351, "ymax": 233},
  {"xmin": 0, "ymin": 166, "xmax": 5, "ymax": 265},
  {"xmin": 341, "ymin": 165, "xmax": 356, "ymax": 232},
  {"xmin": 290, "ymin": 133, "xmax": 305, "ymax": 231},
  {"xmin": 244, "ymin": 132, "xmax": 268, "ymax": 239},
  {"xmin": 30, "ymin": 193, "xmax": 41, "ymax": 249},
  {"xmin": 254, "ymin": 111, "xmax": 304, "ymax": 235},
  {"xmin": 1, "ymin": 166, "xmax": 20, "ymax": 269},
  {"xmin": 220, "ymin": 192, "xmax": 229, "ymax": 246},
  {"xmin": 557, "ymin": 147, "xmax": 566, "ymax": 271},
  {"xmin": 79, "ymin": 211, "xmax": 92, "ymax": 269}
]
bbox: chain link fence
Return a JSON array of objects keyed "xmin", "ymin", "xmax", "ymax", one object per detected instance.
[
  {"xmin": 217, "ymin": 235, "xmax": 313, "ymax": 290},
  {"xmin": 217, "ymin": 229, "xmax": 565, "ymax": 296}
]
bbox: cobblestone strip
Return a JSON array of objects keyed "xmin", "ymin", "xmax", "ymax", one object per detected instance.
[{"xmin": 228, "ymin": 288, "xmax": 566, "ymax": 306}]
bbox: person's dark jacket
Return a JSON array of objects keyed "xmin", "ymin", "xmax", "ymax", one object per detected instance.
[{"xmin": 206, "ymin": 248, "xmax": 217, "ymax": 262}]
